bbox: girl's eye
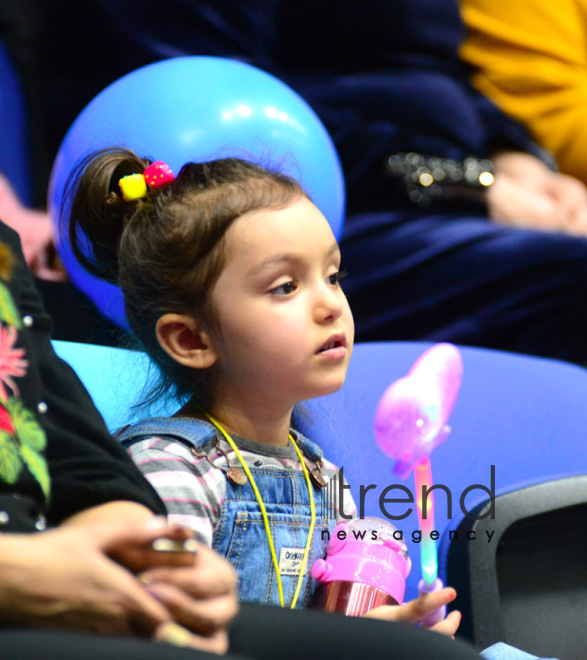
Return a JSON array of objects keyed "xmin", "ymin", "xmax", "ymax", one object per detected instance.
[
  {"xmin": 270, "ymin": 281, "xmax": 297, "ymax": 296},
  {"xmin": 327, "ymin": 269, "xmax": 347, "ymax": 286}
]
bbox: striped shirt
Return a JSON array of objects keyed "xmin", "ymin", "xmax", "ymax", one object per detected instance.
[{"xmin": 127, "ymin": 424, "xmax": 357, "ymax": 546}]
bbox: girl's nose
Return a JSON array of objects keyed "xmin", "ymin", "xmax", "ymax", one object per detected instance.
[{"xmin": 314, "ymin": 283, "xmax": 344, "ymax": 323}]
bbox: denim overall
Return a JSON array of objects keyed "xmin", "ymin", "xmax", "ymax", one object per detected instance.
[{"xmin": 119, "ymin": 417, "xmax": 337, "ymax": 608}]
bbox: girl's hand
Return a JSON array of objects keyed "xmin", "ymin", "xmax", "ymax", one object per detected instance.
[{"xmin": 363, "ymin": 587, "xmax": 461, "ymax": 637}]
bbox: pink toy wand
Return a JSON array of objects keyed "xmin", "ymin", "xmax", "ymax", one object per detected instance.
[{"xmin": 373, "ymin": 343, "xmax": 463, "ymax": 627}]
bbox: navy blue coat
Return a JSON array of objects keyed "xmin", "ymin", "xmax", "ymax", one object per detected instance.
[
  {"xmin": 69, "ymin": 0, "xmax": 542, "ymax": 212},
  {"xmin": 38, "ymin": 0, "xmax": 587, "ymax": 361}
]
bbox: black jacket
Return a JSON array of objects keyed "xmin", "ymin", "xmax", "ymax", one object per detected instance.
[{"xmin": 0, "ymin": 220, "xmax": 165, "ymax": 531}]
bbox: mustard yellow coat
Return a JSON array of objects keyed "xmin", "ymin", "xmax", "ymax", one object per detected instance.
[{"xmin": 460, "ymin": 0, "xmax": 587, "ymax": 184}]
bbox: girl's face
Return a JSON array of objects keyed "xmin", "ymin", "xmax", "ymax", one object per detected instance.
[{"xmin": 207, "ymin": 196, "xmax": 354, "ymax": 411}]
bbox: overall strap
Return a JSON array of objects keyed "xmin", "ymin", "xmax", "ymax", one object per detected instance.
[
  {"xmin": 117, "ymin": 417, "xmax": 217, "ymax": 452},
  {"xmin": 292, "ymin": 430, "xmax": 324, "ymax": 464}
]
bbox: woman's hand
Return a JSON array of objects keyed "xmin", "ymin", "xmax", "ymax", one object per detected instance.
[
  {"xmin": 363, "ymin": 586, "xmax": 461, "ymax": 637},
  {"xmin": 139, "ymin": 543, "xmax": 239, "ymax": 654},
  {"xmin": 0, "ymin": 518, "xmax": 181, "ymax": 636},
  {"xmin": 61, "ymin": 502, "xmax": 238, "ymax": 653},
  {"xmin": 487, "ymin": 151, "xmax": 587, "ymax": 235}
]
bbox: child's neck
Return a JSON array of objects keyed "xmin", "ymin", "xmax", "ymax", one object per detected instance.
[{"xmin": 178, "ymin": 398, "xmax": 293, "ymax": 448}]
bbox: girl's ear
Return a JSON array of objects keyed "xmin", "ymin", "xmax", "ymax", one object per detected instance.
[{"xmin": 155, "ymin": 314, "xmax": 217, "ymax": 370}]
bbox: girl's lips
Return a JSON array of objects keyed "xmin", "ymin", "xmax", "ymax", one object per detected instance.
[
  {"xmin": 316, "ymin": 345, "xmax": 347, "ymax": 360},
  {"xmin": 316, "ymin": 334, "xmax": 347, "ymax": 358}
]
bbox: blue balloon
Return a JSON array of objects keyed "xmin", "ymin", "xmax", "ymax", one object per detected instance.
[{"xmin": 48, "ymin": 56, "xmax": 345, "ymax": 328}]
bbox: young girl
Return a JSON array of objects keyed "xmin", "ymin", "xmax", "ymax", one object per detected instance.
[{"xmin": 67, "ymin": 147, "xmax": 459, "ymax": 632}]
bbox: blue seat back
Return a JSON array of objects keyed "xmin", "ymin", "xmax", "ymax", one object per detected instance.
[{"xmin": 53, "ymin": 339, "xmax": 587, "ymax": 601}]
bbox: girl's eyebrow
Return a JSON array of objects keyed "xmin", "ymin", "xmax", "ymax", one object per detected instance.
[{"xmin": 248, "ymin": 242, "xmax": 340, "ymax": 276}]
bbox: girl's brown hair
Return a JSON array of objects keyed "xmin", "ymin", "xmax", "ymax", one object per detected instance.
[{"xmin": 66, "ymin": 147, "xmax": 306, "ymax": 406}]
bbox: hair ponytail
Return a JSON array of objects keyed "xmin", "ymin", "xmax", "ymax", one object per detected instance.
[{"xmin": 67, "ymin": 147, "xmax": 152, "ymax": 284}]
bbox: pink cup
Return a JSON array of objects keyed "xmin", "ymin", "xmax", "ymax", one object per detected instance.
[{"xmin": 311, "ymin": 517, "xmax": 411, "ymax": 616}]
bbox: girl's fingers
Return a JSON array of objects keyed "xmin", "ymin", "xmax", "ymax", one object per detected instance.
[
  {"xmin": 391, "ymin": 588, "xmax": 456, "ymax": 624},
  {"xmin": 363, "ymin": 589, "xmax": 460, "ymax": 638},
  {"xmin": 427, "ymin": 610, "xmax": 462, "ymax": 636}
]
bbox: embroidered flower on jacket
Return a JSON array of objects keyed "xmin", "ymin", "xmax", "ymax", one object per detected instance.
[
  {"xmin": 0, "ymin": 324, "xmax": 28, "ymax": 401},
  {"xmin": 0, "ymin": 402, "xmax": 15, "ymax": 434},
  {"xmin": 0, "ymin": 257, "xmax": 50, "ymax": 498},
  {"xmin": 0, "ymin": 397, "xmax": 50, "ymax": 497}
]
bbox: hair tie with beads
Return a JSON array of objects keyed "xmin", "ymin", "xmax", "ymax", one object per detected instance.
[{"xmin": 118, "ymin": 161, "xmax": 175, "ymax": 201}]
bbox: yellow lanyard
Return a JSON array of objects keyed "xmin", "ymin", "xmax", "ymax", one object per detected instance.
[{"xmin": 200, "ymin": 410, "xmax": 316, "ymax": 609}]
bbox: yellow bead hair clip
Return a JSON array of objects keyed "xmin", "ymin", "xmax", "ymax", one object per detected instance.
[{"xmin": 118, "ymin": 160, "xmax": 175, "ymax": 201}]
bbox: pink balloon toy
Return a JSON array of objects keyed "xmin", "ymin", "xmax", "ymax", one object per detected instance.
[
  {"xmin": 373, "ymin": 343, "xmax": 463, "ymax": 626},
  {"xmin": 373, "ymin": 342, "xmax": 463, "ymax": 479}
]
